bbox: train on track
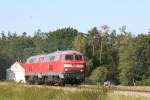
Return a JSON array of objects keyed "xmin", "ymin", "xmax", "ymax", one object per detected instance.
[{"xmin": 23, "ymin": 50, "xmax": 86, "ymax": 85}]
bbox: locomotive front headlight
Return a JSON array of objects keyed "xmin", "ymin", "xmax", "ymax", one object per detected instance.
[
  {"xmin": 64, "ymin": 68, "xmax": 68, "ymax": 71},
  {"xmin": 76, "ymin": 64, "xmax": 84, "ymax": 68},
  {"xmin": 64, "ymin": 64, "xmax": 72, "ymax": 67},
  {"xmin": 80, "ymin": 69, "xmax": 84, "ymax": 72}
]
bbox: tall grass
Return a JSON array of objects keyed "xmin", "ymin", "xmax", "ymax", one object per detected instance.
[
  {"xmin": 0, "ymin": 84, "xmax": 107, "ymax": 100},
  {"xmin": 107, "ymin": 93, "xmax": 150, "ymax": 100},
  {"xmin": 0, "ymin": 83, "xmax": 149, "ymax": 100}
]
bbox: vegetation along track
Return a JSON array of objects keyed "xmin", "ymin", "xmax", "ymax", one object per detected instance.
[{"xmin": 0, "ymin": 82, "xmax": 150, "ymax": 98}]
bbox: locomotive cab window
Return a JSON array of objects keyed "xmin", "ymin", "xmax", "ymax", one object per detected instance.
[
  {"xmin": 65, "ymin": 55, "xmax": 73, "ymax": 60},
  {"xmin": 75, "ymin": 55, "xmax": 82, "ymax": 60}
]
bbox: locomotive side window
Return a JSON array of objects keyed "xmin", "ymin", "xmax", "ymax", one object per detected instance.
[
  {"xmin": 34, "ymin": 58, "xmax": 39, "ymax": 63},
  {"xmin": 28, "ymin": 58, "xmax": 39, "ymax": 63},
  {"xmin": 39, "ymin": 57, "xmax": 44, "ymax": 62},
  {"xmin": 50, "ymin": 56, "xmax": 55, "ymax": 61},
  {"xmin": 65, "ymin": 55, "xmax": 73, "ymax": 60},
  {"xmin": 75, "ymin": 55, "xmax": 82, "ymax": 60},
  {"xmin": 45, "ymin": 56, "xmax": 55, "ymax": 61},
  {"xmin": 28, "ymin": 59, "xmax": 34, "ymax": 63}
]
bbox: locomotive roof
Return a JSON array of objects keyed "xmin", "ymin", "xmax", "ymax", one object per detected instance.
[
  {"xmin": 47, "ymin": 50, "xmax": 82, "ymax": 56},
  {"xmin": 27, "ymin": 50, "xmax": 82, "ymax": 60},
  {"xmin": 61, "ymin": 50, "xmax": 82, "ymax": 55},
  {"xmin": 26, "ymin": 50, "xmax": 83, "ymax": 63},
  {"xmin": 28, "ymin": 54, "xmax": 46, "ymax": 59}
]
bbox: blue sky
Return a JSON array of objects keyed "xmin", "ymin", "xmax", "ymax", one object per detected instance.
[{"xmin": 0, "ymin": 0, "xmax": 150, "ymax": 35}]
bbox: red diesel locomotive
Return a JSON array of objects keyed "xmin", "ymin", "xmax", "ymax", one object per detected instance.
[{"xmin": 24, "ymin": 50, "xmax": 86, "ymax": 85}]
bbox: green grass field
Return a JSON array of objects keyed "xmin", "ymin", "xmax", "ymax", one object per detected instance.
[
  {"xmin": 0, "ymin": 83, "xmax": 149, "ymax": 100},
  {"xmin": 0, "ymin": 83, "xmax": 107, "ymax": 100}
]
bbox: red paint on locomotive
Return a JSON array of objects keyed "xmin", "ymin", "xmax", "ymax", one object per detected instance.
[{"xmin": 23, "ymin": 50, "xmax": 86, "ymax": 85}]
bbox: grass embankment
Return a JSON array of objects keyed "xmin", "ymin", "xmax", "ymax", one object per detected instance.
[
  {"xmin": 107, "ymin": 93, "xmax": 150, "ymax": 100},
  {"xmin": 113, "ymin": 86, "xmax": 150, "ymax": 92},
  {"xmin": 0, "ymin": 83, "xmax": 107, "ymax": 100},
  {"xmin": 0, "ymin": 83, "xmax": 149, "ymax": 100}
]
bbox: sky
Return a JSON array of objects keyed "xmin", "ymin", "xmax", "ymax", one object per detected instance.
[{"xmin": 0, "ymin": 0, "xmax": 150, "ymax": 35}]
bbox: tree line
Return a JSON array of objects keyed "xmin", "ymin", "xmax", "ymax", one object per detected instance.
[{"xmin": 0, "ymin": 26, "xmax": 150, "ymax": 86}]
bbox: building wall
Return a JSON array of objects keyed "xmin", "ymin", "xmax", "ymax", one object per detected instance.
[{"xmin": 6, "ymin": 62, "xmax": 26, "ymax": 83}]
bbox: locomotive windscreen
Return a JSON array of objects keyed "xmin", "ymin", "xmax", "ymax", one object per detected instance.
[
  {"xmin": 75, "ymin": 55, "xmax": 82, "ymax": 60},
  {"xmin": 65, "ymin": 55, "xmax": 73, "ymax": 60},
  {"xmin": 64, "ymin": 55, "xmax": 83, "ymax": 60}
]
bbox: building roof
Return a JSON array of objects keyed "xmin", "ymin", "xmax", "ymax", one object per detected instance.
[{"xmin": 9, "ymin": 61, "xmax": 25, "ymax": 72}]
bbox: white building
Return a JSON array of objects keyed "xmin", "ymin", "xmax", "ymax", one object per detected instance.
[{"xmin": 6, "ymin": 62, "xmax": 26, "ymax": 83}]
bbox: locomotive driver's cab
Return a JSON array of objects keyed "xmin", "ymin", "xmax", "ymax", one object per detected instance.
[
  {"xmin": 61, "ymin": 53, "xmax": 85, "ymax": 84},
  {"xmin": 64, "ymin": 55, "xmax": 83, "ymax": 61},
  {"xmin": 61, "ymin": 53, "xmax": 85, "ymax": 72}
]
